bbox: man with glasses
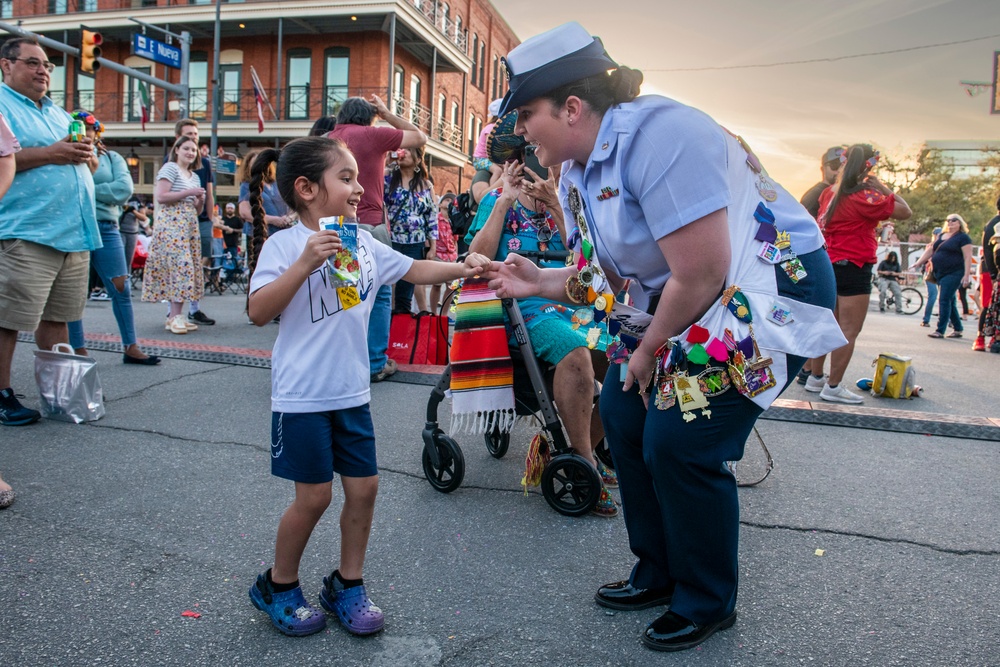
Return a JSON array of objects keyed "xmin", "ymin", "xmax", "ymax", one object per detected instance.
[
  {"xmin": 0, "ymin": 38, "xmax": 100, "ymax": 426},
  {"xmin": 800, "ymin": 146, "xmax": 846, "ymax": 220}
]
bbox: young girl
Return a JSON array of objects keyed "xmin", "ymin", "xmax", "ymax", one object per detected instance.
[{"xmin": 245, "ymin": 136, "xmax": 489, "ymax": 637}]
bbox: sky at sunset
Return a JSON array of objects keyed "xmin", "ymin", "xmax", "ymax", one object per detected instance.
[{"xmin": 493, "ymin": 0, "xmax": 1000, "ymax": 197}]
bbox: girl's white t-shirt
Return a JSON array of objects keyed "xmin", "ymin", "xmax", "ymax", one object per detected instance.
[{"xmin": 250, "ymin": 225, "xmax": 413, "ymax": 413}]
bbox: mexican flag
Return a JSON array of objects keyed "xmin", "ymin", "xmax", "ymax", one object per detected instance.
[{"xmin": 137, "ymin": 81, "xmax": 150, "ymax": 131}]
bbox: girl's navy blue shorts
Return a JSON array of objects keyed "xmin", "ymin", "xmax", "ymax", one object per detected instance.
[{"xmin": 270, "ymin": 404, "xmax": 378, "ymax": 483}]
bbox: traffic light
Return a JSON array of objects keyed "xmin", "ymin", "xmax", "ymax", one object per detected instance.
[{"xmin": 80, "ymin": 26, "xmax": 102, "ymax": 74}]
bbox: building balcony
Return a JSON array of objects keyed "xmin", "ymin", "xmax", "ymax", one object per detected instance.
[{"xmin": 15, "ymin": 0, "xmax": 472, "ymax": 72}]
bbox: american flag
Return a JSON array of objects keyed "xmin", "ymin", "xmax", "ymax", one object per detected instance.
[{"xmin": 249, "ymin": 66, "xmax": 273, "ymax": 134}]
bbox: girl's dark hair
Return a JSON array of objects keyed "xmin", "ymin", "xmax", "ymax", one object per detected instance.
[
  {"xmin": 247, "ymin": 136, "xmax": 352, "ymax": 279},
  {"xmin": 309, "ymin": 115, "xmax": 337, "ymax": 136},
  {"xmin": 168, "ymin": 135, "xmax": 203, "ymax": 171},
  {"xmin": 886, "ymin": 251, "xmax": 898, "ymax": 263},
  {"xmin": 336, "ymin": 97, "xmax": 377, "ymax": 126},
  {"xmin": 541, "ymin": 66, "xmax": 644, "ymax": 116},
  {"xmin": 387, "ymin": 146, "xmax": 431, "ymax": 195},
  {"xmin": 823, "ymin": 143, "xmax": 877, "ymax": 224}
]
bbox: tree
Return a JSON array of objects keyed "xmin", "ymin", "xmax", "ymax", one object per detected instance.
[{"xmin": 879, "ymin": 147, "xmax": 999, "ymax": 241}]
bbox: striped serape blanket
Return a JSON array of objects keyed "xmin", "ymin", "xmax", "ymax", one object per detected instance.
[{"xmin": 449, "ymin": 277, "xmax": 515, "ymax": 434}]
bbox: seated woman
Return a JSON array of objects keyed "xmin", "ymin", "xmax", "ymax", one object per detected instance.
[{"xmin": 465, "ymin": 134, "xmax": 617, "ymax": 517}]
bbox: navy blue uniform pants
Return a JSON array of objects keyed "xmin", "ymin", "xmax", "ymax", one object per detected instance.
[{"xmin": 599, "ymin": 248, "xmax": 835, "ymax": 624}]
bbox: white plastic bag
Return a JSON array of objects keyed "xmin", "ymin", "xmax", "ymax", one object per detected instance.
[{"xmin": 34, "ymin": 343, "xmax": 105, "ymax": 423}]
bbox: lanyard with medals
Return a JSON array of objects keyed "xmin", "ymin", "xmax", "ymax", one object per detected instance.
[{"xmin": 565, "ymin": 183, "xmax": 652, "ymax": 361}]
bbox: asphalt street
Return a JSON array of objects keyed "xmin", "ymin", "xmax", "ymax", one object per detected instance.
[{"xmin": 0, "ymin": 288, "xmax": 997, "ymax": 666}]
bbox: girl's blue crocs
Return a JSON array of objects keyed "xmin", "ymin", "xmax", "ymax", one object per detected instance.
[
  {"xmin": 249, "ymin": 573, "xmax": 327, "ymax": 637},
  {"xmin": 319, "ymin": 574, "xmax": 385, "ymax": 635}
]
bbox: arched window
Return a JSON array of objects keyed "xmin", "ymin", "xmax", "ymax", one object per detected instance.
[
  {"xmin": 409, "ymin": 74, "xmax": 422, "ymax": 124},
  {"xmin": 286, "ymin": 48, "xmax": 312, "ymax": 120},
  {"xmin": 187, "ymin": 51, "xmax": 209, "ymax": 119},
  {"xmin": 392, "ymin": 65, "xmax": 405, "ymax": 116},
  {"xmin": 323, "ymin": 47, "xmax": 350, "ymax": 117},
  {"xmin": 219, "ymin": 50, "xmax": 243, "ymax": 120}
]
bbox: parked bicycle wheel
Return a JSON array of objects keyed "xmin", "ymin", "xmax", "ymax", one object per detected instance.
[{"xmin": 897, "ymin": 287, "xmax": 923, "ymax": 315}]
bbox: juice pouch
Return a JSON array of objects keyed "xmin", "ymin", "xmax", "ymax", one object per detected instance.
[{"xmin": 321, "ymin": 216, "xmax": 360, "ymax": 287}]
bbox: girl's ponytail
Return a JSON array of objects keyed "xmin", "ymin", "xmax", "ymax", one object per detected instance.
[{"xmin": 248, "ymin": 148, "xmax": 280, "ymax": 281}]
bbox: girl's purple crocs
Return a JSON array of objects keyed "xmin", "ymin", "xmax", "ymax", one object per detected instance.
[
  {"xmin": 320, "ymin": 574, "xmax": 385, "ymax": 635},
  {"xmin": 249, "ymin": 573, "xmax": 327, "ymax": 637}
]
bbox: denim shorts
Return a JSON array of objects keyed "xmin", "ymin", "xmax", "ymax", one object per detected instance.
[{"xmin": 270, "ymin": 404, "xmax": 378, "ymax": 483}]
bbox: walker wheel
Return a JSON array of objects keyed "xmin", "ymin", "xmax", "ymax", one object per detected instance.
[
  {"xmin": 484, "ymin": 426, "xmax": 510, "ymax": 459},
  {"xmin": 422, "ymin": 434, "xmax": 465, "ymax": 493},
  {"xmin": 540, "ymin": 453, "xmax": 601, "ymax": 517}
]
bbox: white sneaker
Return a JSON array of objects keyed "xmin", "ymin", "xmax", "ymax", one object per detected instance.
[
  {"xmin": 819, "ymin": 383, "xmax": 864, "ymax": 404},
  {"xmin": 803, "ymin": 374, "xmax": 826, "ymax": 393},
  {"xmin": 168, "ymin": 315, "xmax": 188, "ymax": 335}
]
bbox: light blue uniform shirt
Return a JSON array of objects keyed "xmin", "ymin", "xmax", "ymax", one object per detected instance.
[
  {"xmin": 0, "ymin": 83, "xmax": 99, "ymax": 252},
  {"xmin": 560, "ymin": 95, "xmax": 823, "ymax": 312}
]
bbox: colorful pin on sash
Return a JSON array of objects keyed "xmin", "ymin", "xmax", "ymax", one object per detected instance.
[{"xmin": 721, "ymin": 286, "xmax": 752, "ymax": 323}]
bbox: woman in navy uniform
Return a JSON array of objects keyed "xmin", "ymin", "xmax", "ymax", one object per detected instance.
[{"xmin": 485, "ymin": 22, "xmax": 846, "ymax": 652}]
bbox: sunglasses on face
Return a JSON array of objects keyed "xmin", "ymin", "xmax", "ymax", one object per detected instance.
[{"xmin": 947, "ymin": 218, "xmax": 960, "ymax": 222}]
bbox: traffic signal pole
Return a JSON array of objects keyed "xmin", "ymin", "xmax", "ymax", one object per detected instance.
[{"xmin": 0, "ymin": 20, "xmax": 189, "ymax": 114}]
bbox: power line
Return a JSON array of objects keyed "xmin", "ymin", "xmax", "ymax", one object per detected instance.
[{"xmin": 645, "ymin": 32, "xmax": 1000, "ymax": 72}]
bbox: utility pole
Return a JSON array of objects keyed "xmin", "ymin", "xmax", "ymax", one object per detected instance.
[{"xmin": 209, "ymin": 0, "xmax": 222, "ymax": 162}]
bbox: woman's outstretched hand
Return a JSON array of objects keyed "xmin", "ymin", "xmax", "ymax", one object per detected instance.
[{"xmin": 484, "ymin": 253, "xmax": 541, "ymax": 298}]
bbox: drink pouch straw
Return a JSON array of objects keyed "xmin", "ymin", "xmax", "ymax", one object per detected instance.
[{"xmin": 321, "ymin": 216, "xmax": 360, "ymax": 287}]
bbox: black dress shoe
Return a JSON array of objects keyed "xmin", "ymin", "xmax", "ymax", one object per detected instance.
[
  {"xmin": 642, "ymin": 610, "xmax": 737, "ymax": 652},
  {"xmin": 594, "ymin": 580, "xmax": 673, "ymax": 611},
  {"xmin": 123, "ymin": 354, "xmax": 161, "ymax": 366}
]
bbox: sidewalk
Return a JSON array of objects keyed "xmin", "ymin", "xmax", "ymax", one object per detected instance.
[{"xmin": 0, "ymin": 290, "xmax": 997, "ymax": 665}]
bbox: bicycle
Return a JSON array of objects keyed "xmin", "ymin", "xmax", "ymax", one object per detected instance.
[{"xmin": 879, "ymin": 281, "xmax": 923, "ymax": 315}]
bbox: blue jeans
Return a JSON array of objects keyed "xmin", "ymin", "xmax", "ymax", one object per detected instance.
[
  {"xmin": 69, "ymin": 220, "xmax": 139, "ymax": 348},
  {"xmin": 368, "ymin": 284, "xmax": 392, "ymax": 374},
  {"xmin": 935, "ymin": 271, "xmax": 963, "ymax": 335},
  {"xmin": 922, "ymin": 280, "xmax": 938, "ymax": 325},
  {"xmin": 600, "ymin": 248, "xmax": 835, "ymax": 624},
  {"xmin": 391, "ymin": 241, "xmax": 426, "ymax": 312}
]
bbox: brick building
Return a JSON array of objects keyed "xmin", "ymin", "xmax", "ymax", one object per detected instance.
[{"xmin": 2, "ymin": 0, "xmax": 518, "ymax": 201}]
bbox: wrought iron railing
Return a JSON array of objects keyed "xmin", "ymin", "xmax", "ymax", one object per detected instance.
[{"xmin": 23, "ymin": 0, "xmax": 470, "ymax": 53}]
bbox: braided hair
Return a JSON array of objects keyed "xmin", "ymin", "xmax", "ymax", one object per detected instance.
[{"xmin": 246, "ymin": 136, "xmax": 353, "ymax": 280}]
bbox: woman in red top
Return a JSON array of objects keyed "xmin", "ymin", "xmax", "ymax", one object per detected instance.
[{"xmin": 804, "ymin": 144, "xmax": 911, "ymax": 403}]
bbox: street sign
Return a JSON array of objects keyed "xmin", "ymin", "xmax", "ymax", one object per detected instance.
[
  {"xmin": 132, "ymin": 33, "xmax": 181, "ymax": 70},
  {"xmin": 215, "ymin": 158, "xmax": 236, "ymax": 175}
]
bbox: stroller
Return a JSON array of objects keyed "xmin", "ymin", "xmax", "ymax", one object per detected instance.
[{"xmin": 420, "ymin": 251, "xmax": 614, "ymax": 517}]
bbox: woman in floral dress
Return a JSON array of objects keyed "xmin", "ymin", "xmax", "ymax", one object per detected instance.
[
  {"xmin": 384, "ymin": 146, "xmax": 436, "ymax": 314},
  {"xmin": 142, "ymin": 135, "xmax": 206, "ymax": 334}
]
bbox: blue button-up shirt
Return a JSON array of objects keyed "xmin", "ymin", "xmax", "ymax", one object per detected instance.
[{"xmin": 0, "ymin": 83, "xmax": 99, "ymax": 252}]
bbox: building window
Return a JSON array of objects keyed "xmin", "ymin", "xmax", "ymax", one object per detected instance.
[
  {"xmin": 75, "ymin": 72, "xmax": 94, "ymax": 111},
  {"xmin": 48, "ymin": 0, "xmax": 66, "ymax": 13},
  {"xmin": 220, "ymin": 63, "xmax": 241, "ymax": 119},
  {"xmin": 478, "ymin": 41, "xmax": 486, "ymax": 89},
  {"xmin": 286, "ymin": 49, "xmax": 312, "ymax": 120},
  {"xmin": 470, "ymin": 34, "xmax": 478, "ymax": 86},
  {"xmin": 437, "ymin": 92, "xmax": 446, "ymax": 139},
  {"xmin": 81, "ymin": 0, "xmax": 96, "ymax": 10},
  {"xmin": 323, "ymin": 47, "xmax": 350, "ymax": 117},
  {"xmin": 439, "ymin": 2, "xmax": 449, "ymax": 32},
  {"xmin": 450, "ymin": 100, "xmax": 459, "ymax": 130},
  {"xmin": 188, "ymin": 52, "xmax": 209, "ymax": 119},
  {"xmin": 492, "ymin": 56, "xmax": 499, "ymax": 100},
  {"xmin": 455, "ymin": 16, "xmax": 463, "ymax": 44},
  {"xmin": 467, "ymin": 112, "xmax": 475, "ymax": 155},
  {"xmin": 125, "ymin": 66, "xmax": 151, "ymax": 122},
  {"xmin": 392, "ymin": 65, "xmax": 405, "ymax": 116},
  {"xmin": 46, "ymin": 55, "xmax": 65, "ymax": 108},
  {"xmin": 409, "ymin": 74, "xmax": 421, "ymax": 124},
  {"xmin": 0, "ymin": 0, "xmax": 11, "ymax": 19}
]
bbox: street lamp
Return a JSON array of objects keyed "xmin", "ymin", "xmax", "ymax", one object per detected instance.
[{"xmin": 126, "ymin": 149, "xmax": 140, "ymax": 168}]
